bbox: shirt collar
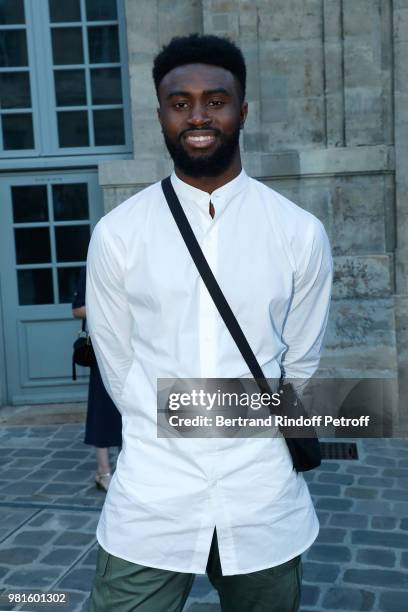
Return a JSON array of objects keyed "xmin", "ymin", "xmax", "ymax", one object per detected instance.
[{"xmin": 170, "ymin": 169, "xmax": 249, "ymax": 219}]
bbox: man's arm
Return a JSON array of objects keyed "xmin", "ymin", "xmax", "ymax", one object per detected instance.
[
  {"xmin": 281, "ymin": 219, "xmax": 333, "ymax": 382},
  {"xmin": 86, "ymin": 219, "xmax": 134, "ymax": 412}
]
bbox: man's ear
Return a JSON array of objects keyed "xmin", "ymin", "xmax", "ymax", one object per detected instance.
[{"xmin": 240, "ymin": 101, "xmax": 248, "ymax": 129}]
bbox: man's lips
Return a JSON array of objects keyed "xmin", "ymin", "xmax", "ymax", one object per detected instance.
[{"xmin": 183, "ymin": 131, "xmax": 218, "ymax": 149}]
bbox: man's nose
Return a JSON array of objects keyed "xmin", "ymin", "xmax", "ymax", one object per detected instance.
[{"xmin": 187, "ymin": 104, "xmax": 211, "ymax": 127}]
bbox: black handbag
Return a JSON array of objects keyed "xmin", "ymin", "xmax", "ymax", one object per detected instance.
[
  {"xmin": 72, "ymin": 319, "xmax": 96, "ymax": 381},
  {"xmin": 162, "ymin": 176, "xmax": 321, "ymax": 472}
]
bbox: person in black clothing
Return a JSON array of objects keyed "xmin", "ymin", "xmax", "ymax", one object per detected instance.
[{"xmin": 72, "ymin": 267, "xmax": 122, "ymax": 491}]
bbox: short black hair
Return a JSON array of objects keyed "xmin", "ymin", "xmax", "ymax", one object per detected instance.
[{"xmin": 152, "ymin": 33, "xmax": 246, "ymax": 100}]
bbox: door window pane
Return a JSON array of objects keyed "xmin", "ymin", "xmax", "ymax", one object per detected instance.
[
  {"xmin": 85, "ymin": 0, "xmax": 117, "ymax": 21},
  {"xmin": 0, "ymin": 72, "xmax": 31, "ymax": 108},
  {"xmin": 0, "ymin": 0, "xmax": 25, "ymax": 25},
  {"xmin": 49, "ymin": 0, "xmax": 81, "ymax": 23},
  {"xmin": 94, "ymin": 109, "xmax": 124, "ymax": 145},
  {"xmin": 58, "ymin": 266, "xmax": 82, "ymax": 303},
  {"xmin": 53, "ymin": 184, "xmax": 89, "ymax": 220},
  {"xmin": 55, "ymin": 225, "xmax": 90, "ymax": 261},
  {"xmin": 12, "ymin": 186, "xmax": 48, "ymax": 223},
  {"xmin": 0, "ymin": 30, "xmax": 28, "ymax": 67},
  {"xmin": 2, "ymin": 113, "xmax": 34, "ymax": 149},
  {"xmin": 51, "ymin": 28, "xmax": 84, "ymax": 65},
  {"xmin": 54, "ymin": 69, "xmax": 86, "ymax": 106},
  {"xmin": 18, "ymin": 269, "xmax": 54, "ymax": 305},
  {"xmin": 91, "ymin": 68, "xmax": 121, "ymax": 104},
  {"xmin": 15, "ymin": 228, "xmax": 51, "ymax": 264},
  {"xmin": 57, "ymin": 111, "xmax": 89, "ymax": 147},
  {"xmin": 88, "ymin": 26, "xmax": 119, "ymax": 63}
]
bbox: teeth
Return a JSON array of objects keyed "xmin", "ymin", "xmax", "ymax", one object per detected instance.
[{"xmin": 188, "ymin": 136, "xmax": 214, "ymax": 142}]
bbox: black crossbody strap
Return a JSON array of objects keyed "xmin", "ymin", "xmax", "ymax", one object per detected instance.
[{"xmin": 162, "ymin": 176, "xmax": 271, "ymax": 391}]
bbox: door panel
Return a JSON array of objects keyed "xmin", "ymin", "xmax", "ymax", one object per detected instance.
[{"xmin": 0, "ymin": 171, "xmax": 103, "ymax": 404}]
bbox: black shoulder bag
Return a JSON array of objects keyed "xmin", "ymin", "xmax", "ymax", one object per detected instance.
[
  {"xmin": 162, "ymin": 176, "xmax": 321, "ymax": 472},
  {"xmin": 72, "ymin": 319, "xmax": 96, "ymax": 381}
]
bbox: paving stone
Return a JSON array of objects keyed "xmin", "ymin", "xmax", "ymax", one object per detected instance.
[
  {"xmin": 307, "ymin": 544, "xmax": 352, "ymax": 563},
  {"xmin": 12, "ymin": 448, "xmax": 51, "ymax": 457},
  {"xmin": 353, "ymin": 501, "xmax": 393, "ymax": 516},
  {"xmin": 379, "ymin": 590, "xmax": 408, "ymax": 612},
  {"xmin": 12, "ymin": 530, "xmax": 58, "ymax": 546},
  {"xmin": 382, "ymin": 468, "xmax": 408, "ymax": 478},
  {"xmin": 8, "ymin": 457, "xmax": 46, "ymax": 468},
  {"xmin": 0, "ymin": 480, "xmax": 43, "ymax": 495},
  {"xmin": 28, "ymin": 511, "xmax": 57, "ymax": 528},
  {"xmin": 0, "ymin": 547, "xmax": 41, "ymax": 565},
  {"xmin": 352, "ymin": 530, "xmax": 408, "ymax": 549},
  {"xmin": 358, "ymin": 476, "xmax": 394, "ymax": 487},
  {"xmin": 315, "ymin": 527, "xmax": 346, "ymax": 543},
  {"xmin": 57, "ymin": 567, "xmax": 95, "ymax": 591},
  {"xmin": 6, "ymin": 567, "xmax": 63, "ymax": 587},
  {"xmin": 300, "ymin": 584, "xmax": 320, "ymax": 606},
  {"xmin": 344, "ymin": 487, "xmax": 379, "ymax": 499},
  {"xmin": 316, "ymin": 510, "xmax": 330, "ymax": 526},
  {"xmin": 0, "ymin": 507, "xmax": 38, "ymax": 530},
  {"xmin": 400, "ymin": 518, "xmax": 408, "ymax": 530},
  {"xmin": 42, "ymin": 460, "xmax": 79, "ymax": 469},
  {"xmin": 53, "ymin": 450, "xmax": 90, "ymax": 460},
  {"xmin": 401, "ymin": 552, "xmax": 408, "ymax": 568},
  {"xmin": 54, "ymin": 531, "xmax": 96, "ymax": 546},
  {"xmin": 356, "ymin": 548, "xmax": 396, "ymax": 567},
  {"xmin": 0, "ymin": 565, "xmax": 10, "ymax": 580},
  {"xmin": 41, "ymin": 548, "xmax": 82, "ymax": 565},
  {"xmin": 344, "ymin": 569, "xmax": 408, "ymax": 588},
  {"xmin": 345, "ymin": 465, "xmax": 378, "ymax": 476},
  {"xmin": 371, "ymin": 516, "xmax": 397, "ymax": 530},
  {"xmin": 24, "ymin": 469, "xmax": 60, "ymax": 482},
  {"xmin": 318, "ymin": 472, "xmax": 354, "ymax": 485},
  {"xmin": 315, "ymin": 497, "xmax": 353, "ymax": 511},
  {"xmin": 46, "ymin": 439, "xmax": 77, "ymax": 449},
  {"xmin": 78, "ymin": 461, "xmax": 97, "ymax": 470},
  {"xmin": 53, "ymin": 470, "xmax": 93, "ymax": 483},
  {"xmin": 303, "ymin": 561, "xmax": 341, "ymax": 583},
  {"xmin": 330, "ymin": 512, "xmax": 368, "ymax": 529},
  {"xmin": 190, "ymin": 576, "xmax": 214, "ymax": 598},
  {"xmin": 308, "ymin": 483, "xmax": 341, "ymax": 496},
  {"xmin": 365, "ymin": 456, "xmax": 397, "ymax": 467},
  {"xmin": 46, "ymin": 512, "xmax": 95, "ymax": 530},
  {"xmin": 322, "ymin": 586, "xmax": 375, "ymax": 611},
  {"xmin": 391, "ymin": 502, "xmax": 408, "ymax": 518},
  {"xmin": 1, "ymin": 467, "xmax": 36, "ymax": 480},
  {"xmin": 382, "ymin": 489, "xmax": 408, "ymax": 501},
  {"xmin": 40, "ymin": 483, "xmax": 87, "ymax": 495},
  {"xmin": 317, "ymin": 462, "xmax": 341, "ymax": 472},
  {"xmin": 80, "ymin": 546, "xmax": 98, "ymax": 567}
]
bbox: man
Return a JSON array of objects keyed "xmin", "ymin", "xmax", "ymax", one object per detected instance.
[{"xmin": 87, "ymin": 34, "xmax": 332, "ymax": 612}]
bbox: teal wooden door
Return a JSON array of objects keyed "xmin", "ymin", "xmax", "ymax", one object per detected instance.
[{"xmin": 0, "ymin": 170, "xmax": 103, "ymax": 404}]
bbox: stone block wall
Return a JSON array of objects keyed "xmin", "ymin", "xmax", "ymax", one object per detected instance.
[{"xmin": 99, "ymin": 0, "xmax": 407, "ymax": 425}]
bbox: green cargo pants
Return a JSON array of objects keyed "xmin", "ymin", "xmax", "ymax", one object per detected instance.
[{"xmin": 89, "ymin": 531, "xmax": 302, "ymax": 612}]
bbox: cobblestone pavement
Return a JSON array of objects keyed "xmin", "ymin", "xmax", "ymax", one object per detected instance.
[{"xmin": 0, "ymin": 423, "xmax": 407, "ymax": 611}]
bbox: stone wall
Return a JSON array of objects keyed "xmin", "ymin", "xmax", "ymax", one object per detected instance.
[{"xmin": 99, "ymin": 0, "xmax": 407, "ymax": 425}]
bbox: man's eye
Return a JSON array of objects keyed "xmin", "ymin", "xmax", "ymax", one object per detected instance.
[
  {"xmin": 208, "ymin": 100, "xmax": 224, "ymax": 107},
  {"xmin": 174, "ymin": 102, "xmax": 189, "ymax": 109}
]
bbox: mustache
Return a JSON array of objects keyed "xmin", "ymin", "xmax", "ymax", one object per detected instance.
[{"xmin": 179, "ymin": 128, "xmax": 221, "ymax": 140}]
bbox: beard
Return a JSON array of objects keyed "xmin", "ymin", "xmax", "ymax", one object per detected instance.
[{"xmin": 163, "ymin": 124, "xmax": 241, "ymax": 177}]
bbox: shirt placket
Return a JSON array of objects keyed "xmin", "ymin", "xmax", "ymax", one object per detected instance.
[{"xmin": 199, "ymin": 216, "xmax": 219, "ymax": 378}]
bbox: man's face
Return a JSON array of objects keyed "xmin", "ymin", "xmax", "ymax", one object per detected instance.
[{"xmin": 157, "ymin": 63, "xmax": 248, "ymax": 177}]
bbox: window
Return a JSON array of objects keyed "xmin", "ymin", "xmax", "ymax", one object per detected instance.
[
  {"xmin": 12, "ymin": 181, "xmax": 92, "ymax": 305},
  {"xmin": 0, "ymin": 0, "xmax": 131, "ymax": 157}
]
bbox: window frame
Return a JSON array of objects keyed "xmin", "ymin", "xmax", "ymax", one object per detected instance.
[{"xmin": 0, "ymin": 0, "xmax": 133, "ymax": 160}]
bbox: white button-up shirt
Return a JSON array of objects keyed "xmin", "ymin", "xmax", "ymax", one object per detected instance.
[{"xmin": 86, "ymin": 169, "xmax": 333, "ymax": 575}]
